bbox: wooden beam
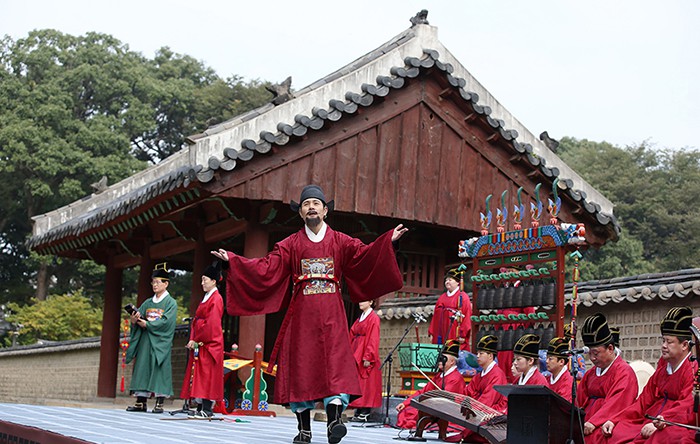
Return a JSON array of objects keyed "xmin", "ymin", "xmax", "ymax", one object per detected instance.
[
  {"xmin": 204, "ymin": 218, "xmax": 248, "ymax": 244},
  {"xmin": 149, "ymin": 238, "xmax": 196, "ymax": 259}
]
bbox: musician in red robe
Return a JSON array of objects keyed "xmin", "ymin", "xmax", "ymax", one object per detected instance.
[
  {"xmin": 179, "ymin": 261, "xmax": 224, "ymax": 418},
  {"xmin": 348, "ymin": 299, "xmax": 382, "ymax": 422},
  {"xmin": 577, "ymin": 313, "xmax": 638, "ymax": 444},
  {"xmin": 429, "ymin": 269, "xmax": 472, "ymax": 351},
  {"xmin": 212, "ymin": 185, "xmax": 407, "ymax": 444},
  {"xmin": 396, "ymin": 340, "xmax": 467, "ymax": 438},
  {"xmin": 601, "ymin": 306, "xmax": 697, "ymax": 443},
  {"xmin": 445, "ymin": 335, "xmax": 508, "ymax": 443},
  {"xmin": 545, "ymin": 336, "xmax": 574, "ymax": 402},
  {"xmin": 513, "ymin": 333, "xmax": 548, "ymax": 386}
]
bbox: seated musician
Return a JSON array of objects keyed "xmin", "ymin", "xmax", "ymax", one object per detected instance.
[
  {"xmin": 396, "ymin": 340, "xmax": 466, "ymax": 439},
  {"xmin": 513, "ymin": 333, "xmax": 548, "ymax": 386},
  {"xmin": 577, "ymin": 313, "xmax": 638, "ymax": 443},
  {"xmin": 444, "ymin": 334, "xmax": 508, "ymax": 443},
  {"xmin": 545, "ymin": 336, "xmax": 574, "ymax": 402},
  {"xmin": 601, "ymin": 306, "xmax": 697, "ymax": 443}
]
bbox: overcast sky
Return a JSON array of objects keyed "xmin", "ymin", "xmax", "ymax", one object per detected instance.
[{"xmin": 2, "ymin": 0, "xmax": 698, "ymax": 150}]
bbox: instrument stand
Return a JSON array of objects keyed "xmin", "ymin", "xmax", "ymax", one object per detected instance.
[
  {"xmin": 367, "ymin": 315, "xmax": 420, "ymax": 429},
  {"xmin": 566, "ymin": 355, "xmax": 581, "ymax": 443},
  {"xmin": 170, "ymin": 317, "xmax": 196, "ymax": 416}
]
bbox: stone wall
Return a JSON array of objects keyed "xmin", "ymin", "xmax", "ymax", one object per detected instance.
[{"xmin": 0, "ymin": 327, "xmax": 190, "ymax": 404}]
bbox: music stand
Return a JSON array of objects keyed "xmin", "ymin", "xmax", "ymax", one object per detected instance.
[{"xmin": 367, "ymin": 313, "xmax": 423, "ymax": 428}]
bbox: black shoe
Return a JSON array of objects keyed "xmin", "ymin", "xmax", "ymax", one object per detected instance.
[
  {"xmin": 126, "ymin": 402, "xmax": 147, "ymax": 412},
  {"xmin": 292, "ymin": 430, "xmax": 312, "ymax": 444},
  {"xmin": 326, "ymin": 404, "xmax": 347, "ymax": 444},
  {"xmin": 152, "ymin": 396, "xmax": 165, "ymax": 414},
  {"xmin": 194, "ymin": 410, "xmax": 214, "ymax": 419}
]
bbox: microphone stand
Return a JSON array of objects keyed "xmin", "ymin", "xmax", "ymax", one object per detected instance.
[
  {"xmin": 170, "ymin": 317, "xmax": 196, "ymax": 416},
  {"xmin": 369, "ymin": 313, "xmax": 422, "ymax": 428}
]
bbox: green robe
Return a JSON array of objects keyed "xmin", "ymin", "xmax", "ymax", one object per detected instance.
[{"xmin": 126, "ymin": 292, "xmax": 177, "ymax": 396}]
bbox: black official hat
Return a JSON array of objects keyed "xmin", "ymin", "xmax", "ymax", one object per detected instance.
[
  {"xmin": 547, "ymin": 337, "xmax": 569, "ymax": 359},
  {"xmin": 290, "ymin": 185, "xmax": 335, "ymax": 212},
  {"xmin": 443, "ymin": 339, "xmax": 460, "ymax": 358},
  {"xmin": 563, "ymin": 323, "xmax": 573, "ymax": 339},
  {"xmin": 610, "ymin": 327, "xmax": 620, "ymax": 348},
  {"xmin": 477, "ymin": 335, "xmax": 498, "ymax": 354},
  {"xmin": 660, "ymin": 306, "xmax": 693, "ymax": 340},
  {"xmin": 514, "ymin": 334, "xmax": 540, "ymax": 358},
  {"xmin": 202, "ymin": 261, "xmax": 222, "ymax": 282},
  {"xmin": 445, "ymin": 268, "xmax": 460, "ymax": 282},
  {"xmin": 581, "ymin": 313, "xmax": 613, "ymax": 347},
  {"xmin": 152, "ymin": 263, "xmax": 170, "ymax": 281}
]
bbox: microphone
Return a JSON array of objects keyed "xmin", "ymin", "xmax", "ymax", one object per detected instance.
[
  {"xmin": 412, "ymin": 312, "xmax": 427, "ymax": 323},
  {"xmin": 182, "ymin": 317, "xmax": 193, "ymax": 323},
  {"xmin": 562, "ymin": 346, "xmax": 589, "ymax": 355}
]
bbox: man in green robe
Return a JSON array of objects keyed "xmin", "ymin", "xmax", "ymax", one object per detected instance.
[{"xmin": 125, "ymin": 264, "xmax": 178, "ymax": 413}]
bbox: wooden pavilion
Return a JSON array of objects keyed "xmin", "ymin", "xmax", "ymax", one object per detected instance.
[{"xmin": 28, "ymin": 14, "xmax": 619, "ymax": 399}]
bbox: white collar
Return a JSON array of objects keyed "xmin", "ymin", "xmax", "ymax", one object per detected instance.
[
  {"xmin": 359, "ymin": 308, "xmax": 373, "ymax": 322},
  {"xmin": 152, "ymin": 291, "xmax": 169, "ymax": 303},
  {"xmin": 666, "ymin": 352, "xmax": 692, "ymax": 375},
  {"xmin": 518, "ymin": 366, "xmax": 536, "ymax": 385},
  {"xmin": 441, "ymin": 365, "xmax": 458, "ymax": 377},
  {"xmin": 481, "ymin": 360, "xmax": 497, "ymax": 377},
  {"xmin": 202, "ymin": 288, "xmax": 216, "ymax": 304},
  {"xmin": 304, "ymin": 221, "xmax": 328, "ymax": 243},
  {"xmin": 549, "ymin": 366, "xmax": 568, "ymax": 385},
  {"xmin": 595, "ymin": 349, "xmax": 620, "ymax": 376},
  {"xmin": 447, "ymin": 288, "xmax": 459, "ymax": 297}
]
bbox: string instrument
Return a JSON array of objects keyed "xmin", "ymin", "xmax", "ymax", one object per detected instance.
[{"xmin": 410, "ymin": 388, "xmax": 507, "ymax": 444}]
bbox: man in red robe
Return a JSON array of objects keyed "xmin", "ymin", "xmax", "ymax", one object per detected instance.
[
  {"xmin": 577, "ymin": 313, "xmax": 638, "ymax": 443},
  {"xmin": 396, "ymin": 340, "xmax": 467, "ymax": 440},
  {"xmin": 429, "ymin": 269, "xmax": 472, "ymax": 351},
  {"xmin": 445, "ymin": 335, "xmax": 508, "ymax": 443},
  {"xmin": 513, "ymin": 333, "xmax": 548, "ymax": 386},
  {"xmin": 179, "ymin": 261, "xmax": 224, "ymax": 418},
  {"xmin": 348, "ymin": 299, "xmax": 382, "ymax": 422},
  {"xmin": 212, "ymin": 184, "xmax": 407, "ymax": 444},
  {"xmin": 546, "ymin": 336, "xmax": 574, "ymax": 402},
  {"xmin": 601, "ymin": 306, "xmax": 697, "ymax": 443}
]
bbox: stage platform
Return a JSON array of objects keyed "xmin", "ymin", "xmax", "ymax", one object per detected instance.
[{"xmin": 0, "ymin": 403, "xmax": 441, "ymax": 443}]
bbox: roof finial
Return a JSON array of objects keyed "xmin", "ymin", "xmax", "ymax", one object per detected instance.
[
  {"xmin": 266, "ymin": 76, "xmax": 294, "ymax": 106},
  {"xmin": 409, "ymin": 9, "xmax": 429, "ymax": 27}
]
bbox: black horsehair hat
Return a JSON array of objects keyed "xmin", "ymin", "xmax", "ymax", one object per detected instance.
[
  {"xmin": 443, "ymin": 340, "xmax": 460, "ymax": 359},
  {"xmin": 660, "ymin": 306, "xmax": 693, "ymax": 340},
  {"xmin": 477, "ymin": 335, "xmax": 498, "ymax": 354},
  {"xmin": 514, "ymin": 334, "xmax": 540, "ymax": 359},
  {"xmin": 290, "ymin": 185, "xmax": 335, "ymax": 212},
  {"xmin": 547, "ymin": 337, "xmax": 570, "ymax": 359},
  {"xmin": 445, "ymin": 268, "xmax": 460, "ymax": 282},
  {"xmin": 610, "ymin": 327, "xmax": 620, "ymax": 348},
  {"xmin": 581, "ymin": 313, "xmax": 613, "ymax": 347},
  {"xmin": 203, "ymin": 261, "xmax": 222, "ymax": 282},
  {"xmin": 151, "ymin": 262, "xmax": 170, "ymax": 281}
]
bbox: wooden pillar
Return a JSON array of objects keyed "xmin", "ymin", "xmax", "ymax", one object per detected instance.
[
  {"xmin": 137, "ymin": 245, "xmax": 153, "ymax": 305},
  {"xmin": 97, "ymin": 259, "xmax": 123, "ymax": 398},
  {"xmin": 239, "ymin": 208, "xmax": 268, "ymax": 366}
]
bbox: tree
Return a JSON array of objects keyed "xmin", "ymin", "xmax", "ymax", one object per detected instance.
[
  {"xmin": 0, "ymin": 30, "xmax": 272, "ymax": 304},
  {"xmin": 558, "ymin": 137, "xmax": 700, "ymax": 277}
]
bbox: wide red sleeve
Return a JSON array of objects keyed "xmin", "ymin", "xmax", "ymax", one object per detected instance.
[
  {"xmin": 363, "ymin": 314, "xmax": 380, "ymax": 364},
  {"xmin": 192, "ymin": 292, "xmax": 224, "ymax": 346},
  {"xmin": 477, "ymin": 368, "xmax": 508, "ymax": 412},
  {"xmin": 587, "ymin": 361, "xmax": 639, "ymax": 427},
  {"xmin": 428, "ymin": 294, "xmax": 445, "ymax": 339},
  {"xmin": 224, "ymin": 239, "xmax": 293, "ymax": 316},
  {"xmin": 341, "ymin": 230, "xmax": 404, "ymax": 303}
]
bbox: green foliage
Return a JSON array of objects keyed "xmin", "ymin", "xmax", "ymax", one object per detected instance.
[
  {"xmin": 0, "ymin": 29, "xmax": 272, "ymax": 304},
  {"xmin": 559, "ymin": 137, "xmax": 700, "ymax": 277},
  {"xmin": 4, "ymin": 290, "xmax": 103, "ymax": 345}
]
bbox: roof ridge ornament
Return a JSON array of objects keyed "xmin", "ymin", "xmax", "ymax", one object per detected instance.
[
  {"xmin": 266, "ymin": 76, "xmax": 294, "ymax": 106},
  {"xmin": 409, "ymin": 9, "xmax": 429, "ymax": 27}
]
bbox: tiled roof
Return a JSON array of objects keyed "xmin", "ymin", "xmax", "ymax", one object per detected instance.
[
  {"xmin": 566, "ymin": 268, "xmax": 700, "ymax": 307},
  {"xmin": 29, "ymin": 23, "xmax": 618, "ymax": 251}
]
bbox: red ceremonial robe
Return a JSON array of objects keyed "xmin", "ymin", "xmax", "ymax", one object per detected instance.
[
  {"xmin": 547, "ymin": 367, "xmax": 574, "ymax": 403},
  {"xmin": 348, "ymin": 309, "xmax": 382, "ymax": 409},
  {"xmin": 577, "ymin": 355, "xmax": 638, "ymax": 444},
  {"xmin": 518, "ymin": 367, "xmax": 548, "ymax": 386},
  {"xmin": 179, "ymin": 289, "xmax": 225, "ymax": 402},
  {"xmin": 496, "ymin": 307, "xmax": 536, "ymax": 379},
  {"xmin": 397, "ymin": 366, "xmax": 467, "ymax": 429},
  {"xmin": 607, "ymin": 355, "xmax": 697, "ymax": 444},
  {"xmin": 428, "ymin": 290, "xmax": 472, "ymax": 350},
  {"xmin": 224, "ymin": 227, "xmax": 403, "ymax": 405},
  {"xmin": 447, "ymin": 362, "xmax": 508, "ymax": 443}
]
